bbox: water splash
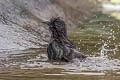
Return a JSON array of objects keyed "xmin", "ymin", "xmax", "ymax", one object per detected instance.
[
  {"xmin": 1, "ymin": 50, "xmax": 118, "ymax": 72},
  {"xmin": 9, "ymin": 56, "xmax": 120, "ymax": 71},
  {"xmin": 99, "ymin": 24, "xmax": 119, "ymax": 58},
  {"xmin": 100, "ymin": 42, "xmax": 108, "ymax": 57}
]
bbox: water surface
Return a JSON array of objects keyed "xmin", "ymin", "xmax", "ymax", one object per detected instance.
[{"xmin": 0, "ymin": 12, "xmax": 120, "ymax": 80}]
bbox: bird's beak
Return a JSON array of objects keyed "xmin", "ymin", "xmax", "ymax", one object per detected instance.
[{"xmin": 42, "ymin": 21, "xmax": 51, "ymax": 26}]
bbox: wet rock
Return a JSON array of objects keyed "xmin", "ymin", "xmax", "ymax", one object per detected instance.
[{"xmin": 0, "ymin": 0, "xmax": 97, "ymax": 50}]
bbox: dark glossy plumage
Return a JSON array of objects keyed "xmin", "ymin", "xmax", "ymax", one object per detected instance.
[{"xmin": 43, "ymin": 17, "xmax": 86, "ymax": 62}]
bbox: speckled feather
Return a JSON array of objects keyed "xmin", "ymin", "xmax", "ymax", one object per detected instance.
[{"xmin": 44, "ymin": 17, "xmax": 86, "ymax": 62}]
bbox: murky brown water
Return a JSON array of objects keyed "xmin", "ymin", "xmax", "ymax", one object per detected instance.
[{"xmin": 0, "ymin": 12, "xmax": 120, "ymax": 80}]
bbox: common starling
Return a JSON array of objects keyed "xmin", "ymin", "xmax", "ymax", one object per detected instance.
[{"xmin": 43, "ymin": 17, "xmax": 86, "ymax": 62}]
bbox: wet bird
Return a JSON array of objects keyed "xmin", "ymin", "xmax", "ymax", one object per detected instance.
[{"xmin": 43, "ymin": 17, "xmax": 86, "ymax": 62}]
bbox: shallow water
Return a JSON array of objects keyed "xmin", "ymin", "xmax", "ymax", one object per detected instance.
[{"xmin": 0, "ymin": 12, "xmax": 120, "ymax": 80}]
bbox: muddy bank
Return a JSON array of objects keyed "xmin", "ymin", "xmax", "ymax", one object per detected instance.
[{"xmin": 0, "ymin": 0, "xmax": 98, "ymax": 50}]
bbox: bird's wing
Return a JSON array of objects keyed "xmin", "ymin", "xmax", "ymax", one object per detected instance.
[
  {"xmin": 51, "ymin": 41, "xmax": 73, "ymax": 61},
  {"xmin": 52, "ymin": 41, "xmax": 64, "ymax": 58}
]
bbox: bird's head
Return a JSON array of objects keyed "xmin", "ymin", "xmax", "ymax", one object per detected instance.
[{"xmin": 42, "ymin": 17, "xmax": 67, "ymax": 38}]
